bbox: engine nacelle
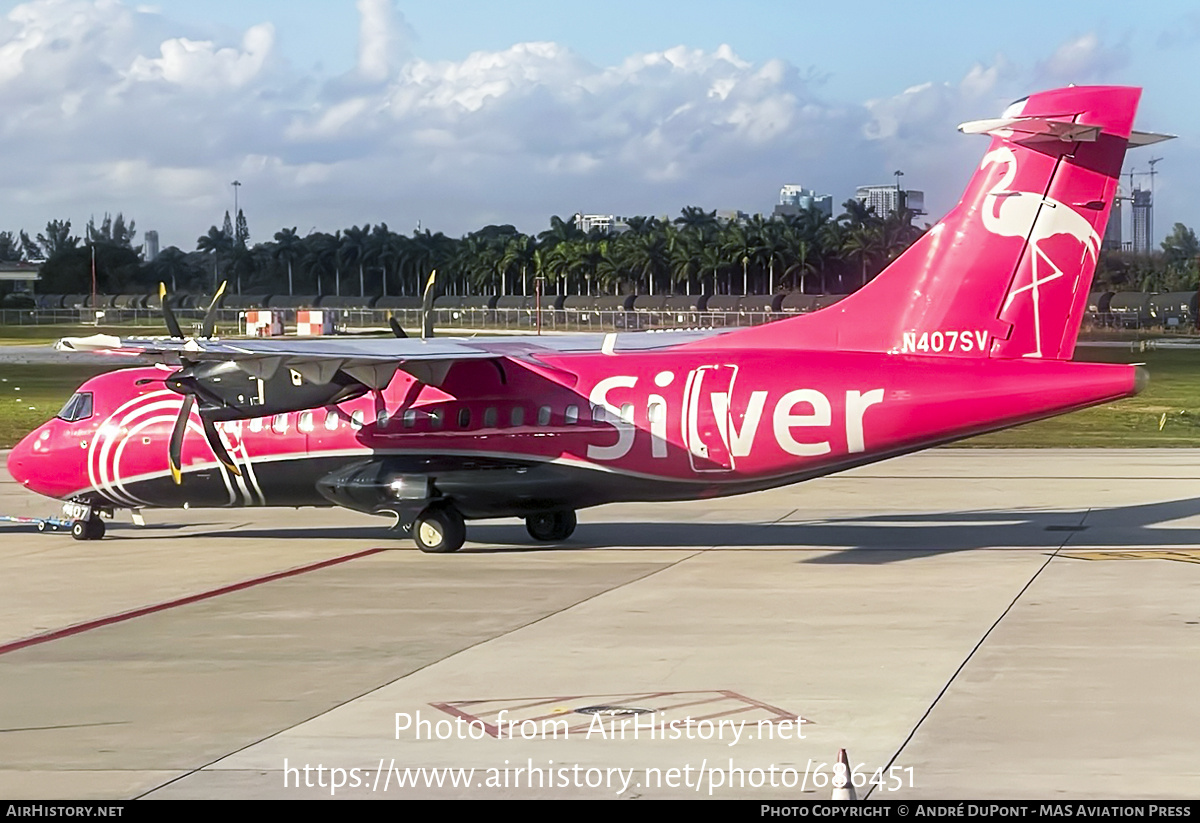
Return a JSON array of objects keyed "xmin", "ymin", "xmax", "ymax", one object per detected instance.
[
  {"xmin": 166, "ymin": 361, "xmax": 367, "ymax": 421},
  {"xmin": 316, "ymin": 459, "xmax": 435, "ymax": 519}
]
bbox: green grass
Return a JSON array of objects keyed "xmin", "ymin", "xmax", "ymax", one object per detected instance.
[
  {"xmin": 962, "ymin": 346, "xmax": 1200, "ymax": 447},
  {"xmin": 0, "ymin": 364, "xmax": 115, "ymax": 448},
  {"xmin": 1, "ymin": 341, "xmax": 1199, "ymax": 450}
]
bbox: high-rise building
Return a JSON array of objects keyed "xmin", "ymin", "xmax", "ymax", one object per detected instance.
[
  {"xmin": 855, "ymin": 185, "xmax": 925, "ymax": 220},
  {"xmin": 144, "ymin": 230, "xmax": 160, "ymax": 262},
  {"xmin": 774, "ymin": 185, "xmax": 833, "ymax": 218},
  {"xmin": 1131, "ymin": 188, "xmax": 1152, "ymax": 254}
]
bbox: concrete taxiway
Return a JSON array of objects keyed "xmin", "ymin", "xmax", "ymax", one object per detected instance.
[{"xmin": 1, "ymin": 448, "xmax": 1198, "ymax": 800}]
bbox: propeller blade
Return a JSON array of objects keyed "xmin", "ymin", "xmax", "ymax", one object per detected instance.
[
  {"xmin": 159, "ymin": 282, "xmax": 184, "ymax": 339},
  {"xmin": 421, "ymin": 269, "xmax": 437, "ymax": 340},
  {"xmin": 168, "ymin": 394, "xmax": 194, "ymax": 485},
  {"xmin": 201, "ymin": 416, "xmax": 241, "ymax": 476},
  {"xmin": 388, "ymin": 316, "xmax": 407, "ymax": 338},
  {"xmin": 199, "ymin": 281, "xmax": 228, "ymax": 339}
]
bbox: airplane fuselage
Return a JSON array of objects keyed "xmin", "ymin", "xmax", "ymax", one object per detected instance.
[{"xmin": 9, "ymin": 344, "xmax": 1140, "ymax": 521}]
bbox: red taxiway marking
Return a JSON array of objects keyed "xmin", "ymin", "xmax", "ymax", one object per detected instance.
[{"xmin": 0, "ymin": 547, "xmax": 387, "ymax": 656}]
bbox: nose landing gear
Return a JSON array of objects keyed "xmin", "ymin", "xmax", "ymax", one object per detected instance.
[{"xmin": 71, "ymin": 515, "xmax": 106, "ymax": 541}]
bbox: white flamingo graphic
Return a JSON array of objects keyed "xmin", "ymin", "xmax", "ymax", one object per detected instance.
[{"xmin": 980, "ymin": 146, "xmax": 1101, "ymax": 357}]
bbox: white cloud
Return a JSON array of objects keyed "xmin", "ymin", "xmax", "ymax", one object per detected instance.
[
  {"xmin": 1034, "ymin": 33, "xmax": 1128, "ymax": 87},
  {"xmin": 0, "ymin": 8, "xmax": 1155, "ymax": 252},
  {"xmin": 124, "ymin": 22, "xmax": 274, "ymax": 88},
  {"xmin": 356, "ymin": 0, "xmax": 413, "ymax": 83}
]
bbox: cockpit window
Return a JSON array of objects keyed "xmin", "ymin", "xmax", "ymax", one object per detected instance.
[{"xmin": 56, "ymin": 392, "xmax": 94, "ymax": 422}]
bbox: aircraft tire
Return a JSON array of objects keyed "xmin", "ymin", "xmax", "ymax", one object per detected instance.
[
  {"xmin": 73, "ymin": 517, "xmax": 105, "ymax": 540},
  {"xmin": 413, "ymin": 504, "xmax": 466, "ymax": 553},
  {"xmin": 525, "ymin": 510, "xmax": 577, "ymax": 542},
  {"xmin": 37, "ymin": 521, "xmax": 47, "ymax": 533}
]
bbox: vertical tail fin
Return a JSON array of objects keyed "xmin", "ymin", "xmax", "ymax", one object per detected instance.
[{"xmin": 695, "ymin": 86, "xmax": 1144, "ymax": 360}]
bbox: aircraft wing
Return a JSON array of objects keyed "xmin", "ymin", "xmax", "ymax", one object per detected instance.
[{"xmin": 54, "ymin": 329, "xmax": 728, "ymax": 388}]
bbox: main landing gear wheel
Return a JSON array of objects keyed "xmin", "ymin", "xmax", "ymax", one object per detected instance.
[
  {"xmin": 525, "ymin": 510, "xmax": 577, "ymax": 542},
  {"xmin": 71, "ymin": 516, "xmax": 105, "ymax": 541},
  {"xmin": 412, "ymin": 504, "xmax": 466, "ymax": 554}
]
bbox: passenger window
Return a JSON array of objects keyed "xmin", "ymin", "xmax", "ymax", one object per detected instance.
[
  {"xmin": 648, "ymin": 402, "xmax": 664, "ymax": 423},
  {"xmin": 249, "ymin": 417, "xmax": 264, "ymax": 433},
  {"xmin": 484, "ymin": 407, "xmax": 498, "ymax": 428},
  {"xmin": 377, "ymin": 409, "xmax": 389, "ymax": 429},
  {"xmin": 620, "ymin": 403, "xmax": 634, "ymax": 423},
  {"xmin": 458, "ymin": 407, "xmax": 471, "ymax": 428},
  {"xmin": 429, "ymin": 409, "xmax": 444, "ymax": 429},
  {"xmin": 510, "ymin": 406, "xmax": 525, "ymax": 427},
  {"xmin": 537, "ymin": 406, "xmax": 552, "ymax": 426},
  {"xmin": 325, "ymin": 410, "xmax": 339, "ymax": 431},
  {"xmin": 403, "ymin": 409, "xmax": 417, "ymax": 428},
  {"xmin": 298, "ymin": 411, "xmax": 314, "ymax": 432},
  {"xmin": 350, "ymin": 410, "xmax": 365, "ymax": 430},
  {"xmin": 272, "ymin": 414, "xmax": 288, "ymax": 434},
  {"xmin": 564, "ymin": 405, "xmax": 579, "ymax": 424},
  {"xmin": 591, "ymin": 404, "xmax": 607, "ymax": 423}
]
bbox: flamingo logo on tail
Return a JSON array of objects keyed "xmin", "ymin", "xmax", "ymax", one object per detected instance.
[{"xmin": 979, "ymin": 146, "xmax": 1101, "ymax": 358}]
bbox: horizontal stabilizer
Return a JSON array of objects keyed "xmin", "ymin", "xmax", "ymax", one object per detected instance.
[
  {"xmin": 1127, "ymin": 129, "xmax": 1175, "ymax": 148},
  {"xmin": 959, "ymin": 116, "xmax": 1174, "ymax": 149},
  {"xmin": 958, "ymin": 115, "xmax": 1101, "ymax": 143}
]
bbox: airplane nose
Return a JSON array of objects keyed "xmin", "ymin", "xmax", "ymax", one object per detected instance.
[{"xmin": 7, "ymin": 428, "xmax": 37, "ymax": 488}]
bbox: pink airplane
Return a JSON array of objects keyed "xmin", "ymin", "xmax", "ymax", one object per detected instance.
[{"xmin": 7, "ymin": 85, "xmax": 1166, "ymax": 553}]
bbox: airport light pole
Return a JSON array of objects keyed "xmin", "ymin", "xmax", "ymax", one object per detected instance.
[{"xmin": 231, "ymin": 180, "xmax": 241, "ymax": 236}]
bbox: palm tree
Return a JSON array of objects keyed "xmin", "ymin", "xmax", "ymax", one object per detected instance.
[
  {"xmin": 196, "ymin": 226, "xmax": 232, "ymax": 289},
  {"xmin": 301, "ymin": 232, "xmax": 340, "ymax": 295},
  {"xmin": 147, "ymin": 246, "xmax": 196, "ymax": 292},
  {"xmin": 339, "ymin": 224, "xmax": 371, "ymax": 297},
  {"xmin": 272, "ymin": 228, "xmax": 302, "ymax": 295}
]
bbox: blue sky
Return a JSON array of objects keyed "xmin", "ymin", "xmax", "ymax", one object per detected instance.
[{"xmin": 0, "ymin": 0, "xmax": 1196, "ymax": 251}]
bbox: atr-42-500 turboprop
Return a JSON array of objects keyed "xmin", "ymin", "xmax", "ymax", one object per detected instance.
[{"xmin": 7, "ymin": 86, "xmax": 1168, "ymax": 552}]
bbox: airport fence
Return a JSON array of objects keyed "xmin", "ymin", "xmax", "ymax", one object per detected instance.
[
  {"xmin": 0, "ymin": 307, "xmax": 788, "ymax": 334},
  {"xmin": 0, "ymin": 307, "xmax": 1187, "ymax": 335}
]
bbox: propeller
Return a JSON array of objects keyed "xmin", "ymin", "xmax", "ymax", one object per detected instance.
[
  {"xmin": 159, "ymin": 282, "xmax": 184, "ymax": 339},
  {"xmin": 388, "ymin": 315, "xmax": 407, "ymax": 339},
  {"xmin": 421, "ymin": 269, "xmax": 437, "ymax": 340},
  {"xmin": 159, "ymin": 282, "xmax": 241, "ymax": 484}
]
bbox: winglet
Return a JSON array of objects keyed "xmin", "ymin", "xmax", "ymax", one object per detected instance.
[{"xmin": 55, "ymin": 334, "xmax": 124, "ymax": 352}]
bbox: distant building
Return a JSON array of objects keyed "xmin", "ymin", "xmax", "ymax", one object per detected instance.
[
  {"xmin": 855, "ymin": 185, "xmax": 925, "ymax": 220},
  {"xmin": 144, "ymin": 230, "xmax": 160, "ymax": 262},
  {"xmin": 1130, "ymin": 188, "xmax": 1152, "ymax": 254},
  {"xmin": 573, "ymin": 213, "xmax": 630, "ymax": 234},
  {"xmin": 715, "ymin": 209, "xmax": 751, "ymax": 225},
  {"xmin": 773, "ymin": 185, "xmax": 833, "ymax": 219},
  {"xmin": 0, "ymin": 262, "xmax": 40, "ymax": 294}
]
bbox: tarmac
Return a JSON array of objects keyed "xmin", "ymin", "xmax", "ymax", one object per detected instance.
[{"xmin": 1, "ymin": 448, "xmax": 1199, "ymax": 800}]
